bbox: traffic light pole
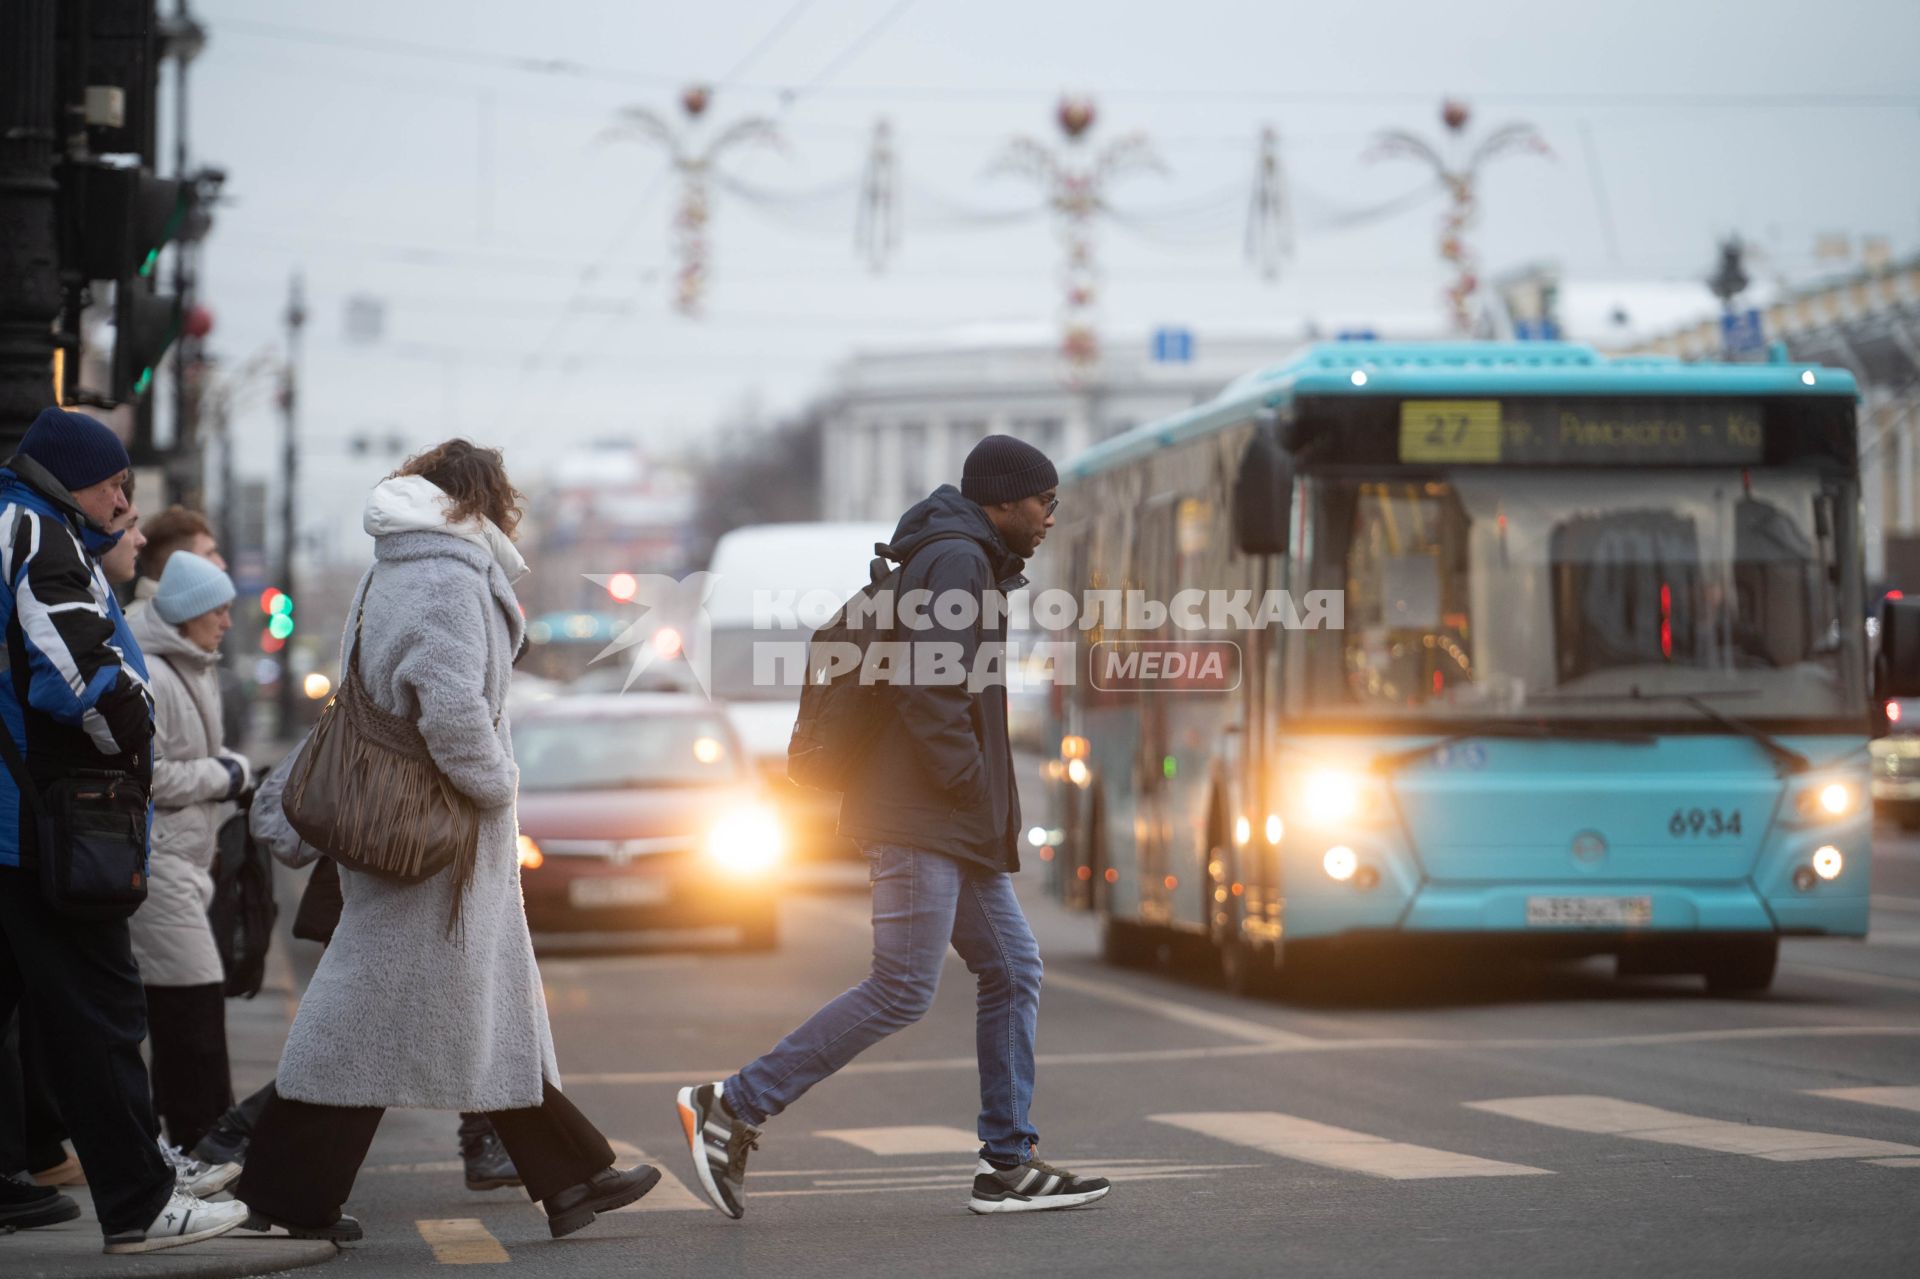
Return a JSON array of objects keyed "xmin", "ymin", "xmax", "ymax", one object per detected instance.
[
  {"xmin": 0, "ymin": 0, "xmax": 61, "ymax": 451},
  {"xmin": 277, "ymin": 272, "xmax": 304, "ymax": 737}
]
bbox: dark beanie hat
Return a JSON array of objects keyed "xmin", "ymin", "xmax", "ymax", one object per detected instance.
[
  {"xmin": 961, "ymin": 434, "xmax": 1058, "ymax": 506},
  {"xmin": 15, "ymin": 406, "xmax": 131, "ymax": 493}
]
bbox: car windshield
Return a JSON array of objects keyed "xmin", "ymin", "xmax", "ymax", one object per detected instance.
[
  {"xmin": 515, "ymin": 714, "xmax": 743, "ymax": 791},
  {"xmin": 1298, "ymin": 468, "xmax": 1866, "ymax": 722}
]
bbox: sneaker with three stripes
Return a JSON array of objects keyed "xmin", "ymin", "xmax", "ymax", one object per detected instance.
[
  {"xmin": 967, "ymin": 1155, "xmax": 1111, "ymax": 1214},
  {"xmin": 675, "ymin": 1081, "xmax": 760, "ymax": 1220}
]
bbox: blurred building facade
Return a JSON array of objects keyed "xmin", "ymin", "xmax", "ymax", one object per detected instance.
[
  {"xmin": 816, "ymin": 329, "xmax": 1308, "ymax": 522},
  {"xmin": 516, "ymin": 440, "xmax": 698, "ymax": 616}
]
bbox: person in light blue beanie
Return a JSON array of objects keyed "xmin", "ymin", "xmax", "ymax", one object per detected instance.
[
  {"xmin": 152, "ymin": 551, "xmax": 236, "ymax": 628},
  {"xmin": 126, "ymin": 551, "xmax": 250, "ymax": 1161}
]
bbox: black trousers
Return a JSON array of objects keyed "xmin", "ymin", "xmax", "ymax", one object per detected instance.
[
  {"xmin": 0, "ymin": 867, "xmax": 172, "ymax": 1233},
  {"xmin": 143, "ymin": 983, "xmax": 232, "ymax": 1152},
  {"xmin": 236, "ymin": 1079, "xmax": 614, "ymax": 1227},
  {"xmin": 1, "ymin": 1005, "xmax": 71, "ymax": 1172}
]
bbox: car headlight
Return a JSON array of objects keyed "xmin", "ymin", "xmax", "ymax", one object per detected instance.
[
  {"xmin": 706, "ymin": 807, "xmax": 785, "ymax": 874},
  {"xmin": 1792, "ymin": 779, "xmax": 1859, "ymax": 823},
  {"xmin": 516, "ymin": 834, "xmax": 544, "ymax": 870}
]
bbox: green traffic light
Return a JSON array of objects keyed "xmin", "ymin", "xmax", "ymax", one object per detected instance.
[
  {"xmin": 268, "ymin": 614, "xmax": 294, "ymax": 640},
  {"xmin": 140, "ymin": 248, "xmax": 158, "ymax": 278},
  {"xmin": 134, "ymin": 368, "xmax": 152, "ymax": 395},
  {"xmin": 270, "ymin": 594, "xmax": 293, "ymax": 616}
]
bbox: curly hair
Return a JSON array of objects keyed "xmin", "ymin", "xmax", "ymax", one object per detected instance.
[{"xmin": 393, "ymin": 439, "xmax": 524, "ymax": 540}]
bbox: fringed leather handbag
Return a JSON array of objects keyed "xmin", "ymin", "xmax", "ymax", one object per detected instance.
[{"xmin": 283, "ymin": 594, "xmax": 480, "ymax": 932}]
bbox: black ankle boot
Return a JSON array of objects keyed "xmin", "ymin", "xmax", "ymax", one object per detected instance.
[
  {"xmin": 542, "ymin": 1165, "xmax": 661, "ymax": 1239},
  {"xmin": 457, "ymin": 1116, "xmax": 523, "ymax": 1192}
]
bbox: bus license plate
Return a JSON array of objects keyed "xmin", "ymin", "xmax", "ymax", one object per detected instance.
[
  {"xmin": 1526, "ymin": 896, "xmax": 1652, "ymax": 927},
  {"xmin": 570, "ymin": 877, "xmax": 667, "ymax": 908}
]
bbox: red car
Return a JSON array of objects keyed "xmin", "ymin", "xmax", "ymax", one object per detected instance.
[{"xmin": 512, "ymin": 694, "xmax": 782, "ymax": 950}]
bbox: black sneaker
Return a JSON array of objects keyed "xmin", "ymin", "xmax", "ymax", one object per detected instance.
[
  {"xmin": 191, "ymin": 1108, "xmax": 251, "ymax": 1167},
  {"xmin": 675, "ymin": 1082, "xmax": 759, "ymax": 1219},
  {"xmin": 0, "ymin": 1173, "xmax": 81, "ymax": 1230},
  {"xmin": 458, "ymin": 1116, "xmax": 523, "ymax": 1191},
  {"xmin": 967, "ymin": 1156, "xmax": 1111, "ymax": 1214}
]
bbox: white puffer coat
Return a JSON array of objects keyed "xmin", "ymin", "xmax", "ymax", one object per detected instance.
[{"xmin": 127, "ymin": 606, "xmax": 242, "ymax": 987}]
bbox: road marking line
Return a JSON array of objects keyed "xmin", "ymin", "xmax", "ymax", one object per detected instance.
[
  {"xmin": 607, "ymin": 1139, "xmax": 707, "ymax": 1211},
  {"xmin": 816, "ymin": 1125, "xmax": 980, "ymax": 1155},
  {"xmin": 1865, "ymin": 1157, "xmax": 1920, "ymax": 1167},
  {"xmin": 1467, "ymin": 1095, "xmax": 1920, "ymax": 1161},
  {"xmin": 1151, "ymin": 1111, "xmax": 1551, "ymax": 1180},
  {"xmin": 366, "ymin": 1159, "xmax": 465, "ymax": 1175},
  {"xmin": 1034, "ymin": 971, "xmax": 1320, "ymax": 1046},
  {"xmin": 812, "ymin": 1163, "xmax": 1255, "ymax": 1189},
  {"xmin": 754, "ymin": 1169, "xmax": 1232, "ymax": 1199},
  {"xmin": 1781, "ymin": 962, "xmax": 1920, "ymax": 992},
  {"xmin": 755, "ymin": 1157, "xmax": 1193, "ymax": 1177},
  {"xmin": 415, "ymin": 1219, "xmax": 508, "ymax": 1264},
  {"xmin": 565, "ymin": 1025, "xmax": 1920, "ymax": 1085},
  {"xmin": 1808, "ymin": 1085, "xmax": 1920, "ymax": 1114}
]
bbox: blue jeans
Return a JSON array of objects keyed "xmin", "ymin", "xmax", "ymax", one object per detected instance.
[{"xmin": 724, "ymin": 843, "xmax": 1043, "ymax": 1163}]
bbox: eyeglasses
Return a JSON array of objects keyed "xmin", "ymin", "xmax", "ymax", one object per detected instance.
[{"xmin": 1041, "ymin": 496, "xmax": 1059, "ymax": 517}]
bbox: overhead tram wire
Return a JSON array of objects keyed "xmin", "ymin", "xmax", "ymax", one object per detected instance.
[{"xmin": 200, "ymin": 22, "xmax": 1920, "ymax": 111}]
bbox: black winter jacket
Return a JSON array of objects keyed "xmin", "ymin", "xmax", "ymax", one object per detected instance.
[{"xmin": 838, "ymin": 486, "xmax": 1027, "ymax": 874}]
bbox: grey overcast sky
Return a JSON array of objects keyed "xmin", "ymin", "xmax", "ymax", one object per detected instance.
[{"xmin": 181, "ymin": 0, "xmax": 1920, "ymax": 546}]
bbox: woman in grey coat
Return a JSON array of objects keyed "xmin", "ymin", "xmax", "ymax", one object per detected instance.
[{"xmin": 232, "ymin": 441, "xmax": 659, "ymax": 1242}]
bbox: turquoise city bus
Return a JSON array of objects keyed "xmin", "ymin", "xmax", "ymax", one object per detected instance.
[{"xmin": 1042, "ymin": 341, "xmax": 1896, "ymax": 995}]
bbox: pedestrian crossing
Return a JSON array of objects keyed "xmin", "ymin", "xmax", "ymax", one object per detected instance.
[
  {"xmin": 1464, "ymin": 1095, "xmax": 1920, "ymax": 1162},
  {"xmin": 1151, "ymin": 1112, "xmax": 1551, "ymax": 1179}
]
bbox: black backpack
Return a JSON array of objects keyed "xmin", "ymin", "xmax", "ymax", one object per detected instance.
[
  {"xmin": 788, "ymin": 533, "xmax": 974, "ymax": 793},
  {"xmin": 209, "ymin": 793, "xmax": 278, "ymax": 998}
]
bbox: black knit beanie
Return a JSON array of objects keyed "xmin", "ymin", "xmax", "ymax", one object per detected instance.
[
  {"xmin": 15, "ymin": 406, "xmax": 131, "ymax": 493},
  {"xmin": 961, "ymin": 434, "xmax": 1058, "ymax": 506}
]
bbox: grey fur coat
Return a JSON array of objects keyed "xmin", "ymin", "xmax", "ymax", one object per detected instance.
[{"xmin": 274, "ymin": 524, "xmax": 557, "ymax": 1110}]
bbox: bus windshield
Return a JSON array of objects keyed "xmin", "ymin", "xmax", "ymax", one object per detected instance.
[{"xmin": 1300, "ymin": 468, "xmax": 1866, "ymax": 723}]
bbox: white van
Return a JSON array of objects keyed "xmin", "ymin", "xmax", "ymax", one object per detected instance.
[{"xmin": 704, "ymin": 521, "xmax": 895, "ymax": 862}]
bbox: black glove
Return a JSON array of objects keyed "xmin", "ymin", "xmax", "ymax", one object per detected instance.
[{"xmin": 216, "ymin": 755, "xmax": 248, "ymax": 802}]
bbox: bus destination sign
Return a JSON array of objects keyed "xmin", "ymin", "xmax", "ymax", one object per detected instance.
[{"xmin": 1398, "ymin": 399, "xmax": 1764, "ymax": 466}]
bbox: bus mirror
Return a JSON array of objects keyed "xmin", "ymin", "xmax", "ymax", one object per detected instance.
[
  {"xmin": 1233, "ymin": 431, "xmax": 1293, "ymax": 556},
  {"xmin": 1878, "ymin": 597, "xmax": 1920, "ymax": 699}
]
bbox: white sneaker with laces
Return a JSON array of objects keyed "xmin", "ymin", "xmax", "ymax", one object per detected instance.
[
  {"xmin": 158, "ymin": 1140, "xmax": 241, "ymax": 1198},
  {"xmin": 102, "ymin": 1189, "xmax": 250, "ymax": 1254}
]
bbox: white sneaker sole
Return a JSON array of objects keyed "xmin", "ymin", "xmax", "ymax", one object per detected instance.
[
  {"xmin": 967, "ymin": 1185, "xmax": 1110, "ymax": 1215},
  {"xmin": 676, "ymin": 1086, "xmax": 742, "ymax": 1220},
  {"xmin": 103, "ymin": 1212, "xmax": 246, "ymax": 1254}
]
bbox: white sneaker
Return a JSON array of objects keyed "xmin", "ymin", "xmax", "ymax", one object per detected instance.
[
  {"xmin": 158, "ymin": 1140, "xmax": 242, "ymax": 1198},
  {"xmin": 102, "ymin": 1189, "xmax": 249, "ymax": 1254}
]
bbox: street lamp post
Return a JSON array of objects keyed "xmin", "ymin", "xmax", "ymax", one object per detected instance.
[{"xmin": 277, "ymin": 273, "xmax": 304, "ymax": 737}]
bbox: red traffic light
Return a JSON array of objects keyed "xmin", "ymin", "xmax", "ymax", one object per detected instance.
[
  {"xmin": 260, "ymin": 587, "xmax": 284, "ymax": 613},
  {"xmin": 183, "ymin": 304, "xmax": 214, "ymax": 339}
]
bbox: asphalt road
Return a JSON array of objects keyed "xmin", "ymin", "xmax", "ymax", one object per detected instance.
[{"xmin": 267, "ymin": 785, "xmax": 1920, "ymax": 1279}]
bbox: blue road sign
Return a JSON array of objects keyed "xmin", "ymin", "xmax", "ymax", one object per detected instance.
[
  {"xmin": 1336, "ymin": 329, "xmax": 1379, "ymax": 342},
  {"xmin": 1151, "ymin": 327, "xmax": 1194, "ymax": 362},
  {"xmin": 1514, "ymin": 318, "xmax": 1562, "ymax": 341},
  {"xmin": 1720, "ymin": 308, "xmax": 1765, "ymax": 357}
]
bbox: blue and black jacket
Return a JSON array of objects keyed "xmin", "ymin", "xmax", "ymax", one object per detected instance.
[{"xmin": 0, "ymin": 455, "xmax": 153, "ymax": 870}]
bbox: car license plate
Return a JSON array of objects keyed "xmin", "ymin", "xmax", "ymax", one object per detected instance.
[
  {"xmin": 1526, "ymin": 895, "xmax": 1652, "ymax": 927},
  {"xmin": 569, "ymin": 877, "xmax": 667, "ymax": 908}
]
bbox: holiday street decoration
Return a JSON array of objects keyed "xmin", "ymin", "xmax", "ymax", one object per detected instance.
[
  {"xmin": 991, "ymin": 96, "xmax": 1164, "ymax": 380},
  {"xmin": 603, "ymin": 85, "xmax": 783, "ymax": 317},
  {"xmin": 856, "ymin": 119, "xmax": 900, "ymax": 274},
  {"xmin": 1245, "ymin": 126, "xmax": 1295, "ymax": 283},
  {"xmin": 1367, "ymin": 99, "xmax": 1549, "ymax": 334}
]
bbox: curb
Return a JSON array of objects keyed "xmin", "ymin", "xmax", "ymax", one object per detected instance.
[{"xmin": 5, "ymin": 1189, "xmax": 336, "ymax": 1279}]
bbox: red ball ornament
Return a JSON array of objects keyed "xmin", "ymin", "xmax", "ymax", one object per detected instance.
[
  {"xmin": 682, "ymin": 84, "xmax": 712, "ymax": 119},
  {"xmin": 1441, "ymin": 99, "xmax": 1471, "ymax": 132},
  {"xmin": 1057, "ymin": 96, "xmax": 1097, "ymax": 140}
]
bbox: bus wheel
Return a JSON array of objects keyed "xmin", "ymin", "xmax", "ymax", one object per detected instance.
[{"xmin": 1702, "ymin": 937, "xmax": 1778, "ymax": 995}]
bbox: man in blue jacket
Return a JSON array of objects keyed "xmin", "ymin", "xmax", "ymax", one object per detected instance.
[
  {"xmin": 679, "ymin": 435, "xmax": 1111, "ymax": 1218},
  {"xmin": 0, "ymin": 407, "xmax": 248, "ymax": 1253}
]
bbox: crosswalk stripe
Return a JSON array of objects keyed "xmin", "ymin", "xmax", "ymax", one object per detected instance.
[
  {"xmin": 416, "ymin": 1218, "xmax": 509, "ymax": 1264},
  {"xmin": 1468, "ymin": 1095, "xmax": 1920, "ymax": 1161},
  {"xmin": 1808, "ymin": 1085, "xmax": 1920, "ymax": 1114},
  {"xmin": 607, "ymin": 1139, "xmax": 708, "ymax": 1211},
  {"xmin": 816, "ymin": 1125, "xmax": 980, "ymax": 1155},
  {"xmin": 1151, "ymin": 1111, "xmax": 1551, "ymax": 1180},
  {"xmin": 1044, "ymin": 971, "xmax": 1319, "ymax": 1047}
]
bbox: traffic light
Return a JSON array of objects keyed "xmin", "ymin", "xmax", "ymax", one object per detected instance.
[
  {"xmin": 259, "ymin": 588, "xmax": 293, "ymax": 652},
  {"xmin": 74, "ymin": 161, "xmax": 190, "ymax": 401}
]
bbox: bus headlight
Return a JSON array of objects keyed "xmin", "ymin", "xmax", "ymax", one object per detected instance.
[
  {"xmin": 1793, "ymin": 779, "xmax": 1858, "ymax": 823},
  {"xmin": 1323, "ymin": 845, "xmax": 1358, "ymax": 882},
  {"xmin": 1292, "ymin": 768, "xmax": 1388, "ymax": 829},
  {"xmin": 706, "ymin": 807, "xmax": 785, "ymax": 874},
  {"xmin": 1811, "ymin": 845, "xmax": 1844, "ymax": 881}
]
